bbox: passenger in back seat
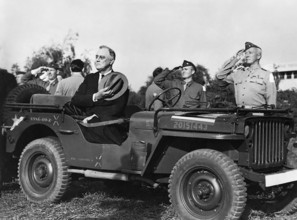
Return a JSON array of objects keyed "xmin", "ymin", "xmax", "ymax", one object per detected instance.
[
  {"xmin": 22, "ymin": 62, "xmax": 60, "ymax": 94},
  {"xmin": 55, "ymin": 59, "xmax": 85, "ymax": 96}
]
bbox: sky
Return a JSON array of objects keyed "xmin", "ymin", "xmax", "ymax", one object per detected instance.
[{"xmin": 1, "ymin": 0, "xmax": 297, "ymax": 92}]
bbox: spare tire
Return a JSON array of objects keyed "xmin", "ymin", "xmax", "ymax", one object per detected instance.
[
  {"xmin": 6, "ymin": 84, "xmax": 48, "ymax": 104},
  {"xmin": 3, "ymin": 84, "xmax": 49, "ymax": 124}
]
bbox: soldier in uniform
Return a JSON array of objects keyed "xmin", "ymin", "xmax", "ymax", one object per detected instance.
[
  {"xmin": 216, "ymin": 42, "xmax": 277, "ymax": 108},
  {"xmin": 154, "ymin": 60, "xmax": 207, "ymax": 108}
]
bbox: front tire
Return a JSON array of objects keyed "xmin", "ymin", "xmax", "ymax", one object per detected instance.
[
  {"xmin": 18, "ymin": 137, "xmax": 70, "ymax": 203},
  {"xmin": 169, "ymin": 149, "xmax": 247, "ymax": 220}
]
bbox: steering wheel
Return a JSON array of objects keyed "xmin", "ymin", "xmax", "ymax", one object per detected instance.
[{"xmin": 148, "ymin": 87, "xmax": 182, "ymax": 111}]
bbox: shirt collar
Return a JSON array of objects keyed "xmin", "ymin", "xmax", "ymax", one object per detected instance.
[
  {"xmin": 99, "ymin": 69, "xmax": 113, "ymax": 76},
  {"xmin": 182, "ymin": 79, "xmax": 193, "ymax": 86},
  {"xmin": 72, "ymin": 72, "xmax": 83, "ymax": 77},
  {"xmin": 49, "ymin": 78, "xmax": 58, "ymax": 85}
]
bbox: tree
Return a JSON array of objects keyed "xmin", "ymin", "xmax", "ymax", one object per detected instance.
[
  {"xmin": 24, "ymin": 30, "xmax": 92, "ymax": 79},
  {"xmin": 193, "ymin": 64, "xmax": 211, "ymax": 85},
  {"xmin": 24, "ymin": 44, "xmax": 62, "ymax": 71},
  {"xmin": 206, "ymin": 78, "xmax": 236, "ymax": 108},
  {"xmin": 11, "ymin": 63, "xmax": 20, "ymax": 75}
]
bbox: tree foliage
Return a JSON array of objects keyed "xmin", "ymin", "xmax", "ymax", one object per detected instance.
[
  {"xmin": 277, "ymin": 90, "xmax": 297, "ymax": 109},
  {"xmin": 24, "ymin": 30, "xmax": 92, "ymax": 78},
  {"xmin": 11, "ymin": 63, "xmax": 20, "ymax": 74},
  {"xmin": 206, "ymin": 78, "xmax": 236, "ymax": 108}
]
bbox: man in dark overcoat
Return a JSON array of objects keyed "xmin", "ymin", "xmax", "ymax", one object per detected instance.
[{"xmin": 71, "ymin": 45, "xmax": 129, "ymax": 145}]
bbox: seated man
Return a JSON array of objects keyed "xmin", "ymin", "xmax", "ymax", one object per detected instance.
[
  {"xmin": 154, "ymin": 60, "xmax": 207, "ymax": 108},
  {"xmin": 71, "ymin": 45, "xmax": 129, "ymax": 145}
]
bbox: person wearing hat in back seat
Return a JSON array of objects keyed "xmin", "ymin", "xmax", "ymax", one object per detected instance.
[
  {"xmin": 154, "ymin": 60, "xmax": 206, "ymax": 108},
  {"xmin": 216, "ymin": 42, "xmax": 276, "ymax": 108},
  {"xmin": 21, "ymin": 62, "xmax": 61, "ymax": 94},
  {"xmin": 71, "ymin": 45, "xmax": 129, "ymax": 145}
]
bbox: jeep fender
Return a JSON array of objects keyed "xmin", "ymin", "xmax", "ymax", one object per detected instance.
[{"xmin": 142, "ymin": 130, "xmax": 244, "ymax": 176}]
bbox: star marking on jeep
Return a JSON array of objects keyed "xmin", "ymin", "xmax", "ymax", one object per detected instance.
[{"xmin": 10, "ymin": 114, "xmax": 25, "ymax": 131}]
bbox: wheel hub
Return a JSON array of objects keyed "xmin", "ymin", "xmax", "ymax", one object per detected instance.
[
  {"xmin": 31, "ymin": 155, "xmax": 54, "ymax": 188},
  {"xmin": 36, "ymin": 164, "xmax": 48, "ymax": 179},
  {"xmin": 183, "ymin": 170, "xmax": 223, "ymax": 213},
  {"xmin": 197, "ymin": 182, "xmax": 213, "ymax": 199}
]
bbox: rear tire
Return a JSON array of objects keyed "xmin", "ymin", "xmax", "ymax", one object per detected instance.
[
  {"xmin": 169, "ymin": 149, "xmax": 247, "ymax": 220},
  {"xmin": 18, "ymin": 137, "xmax": 70, "ymax": 203}
]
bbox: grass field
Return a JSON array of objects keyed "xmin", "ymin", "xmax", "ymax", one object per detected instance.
[{"xmin": 1, "ymin": 178, "xmax": 297, "ymax": 220}]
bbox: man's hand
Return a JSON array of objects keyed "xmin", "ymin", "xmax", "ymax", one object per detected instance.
[
  {"xmin": 31, "ymin": 66, "xmax": 49, "ymax": 76},
  {"xmin": 82, "ymin": 114, "xmax": 98, "ymax": 123},
  {"xmin": 236, "ymin": 49, "xmax": 245, "ymax": 58},
  {"xmin": 93, "ymin": 87, "xmax": 114, "ymax": 101},
  {"xmin": 233, "ymin": 49, "xmax": 246, "ymax": 69}
]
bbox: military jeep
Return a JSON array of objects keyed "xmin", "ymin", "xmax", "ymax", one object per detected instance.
[{"xmin": 2, "ymin": 84, "xmax": 297, "ymax": 220}]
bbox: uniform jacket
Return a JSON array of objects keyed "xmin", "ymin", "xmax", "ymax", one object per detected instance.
[
  {"xmin": 22, "ymin": 71, "xmax": 58, "ymax": 94},
  {"xmin": 55, "ymin": 73, "xmax": 84, "ymax": 96},
  {"xmin": 216, "ymin": 56, "xmax": 276, "ymax": 107},
  {"xmin": 145, "ymin": 82, "xmax": 163, "ymax": 110},
  {"xmin": 154, "ymin": 69, "xmax": 206, "ymax": 108}
]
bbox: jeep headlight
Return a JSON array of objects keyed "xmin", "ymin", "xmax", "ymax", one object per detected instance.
[{"xmin": 244, "ymin": 124, "xmax": 250, "ymax": 138}]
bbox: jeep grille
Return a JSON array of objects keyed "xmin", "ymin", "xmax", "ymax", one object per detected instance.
[{"xmin": 250, "ymin": 120, "xmax": 285, "ymax": 168}]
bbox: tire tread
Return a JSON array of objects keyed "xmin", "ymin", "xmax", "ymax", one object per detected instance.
[{"xmin": 168, "ymin": 149, "xmax": 247, "ymax": 220}]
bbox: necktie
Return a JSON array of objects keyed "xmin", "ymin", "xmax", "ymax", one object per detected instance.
[
  {"xmin": 98, "ymin": 73, "xmax": 104, "ymax": 91},
  {"xmin": 184, "ymin": 82, "xmax": 188, "ymax": 91},
  {"xmin": 46, "ymin": 81, "xmax": 52, "ymax": 91}
]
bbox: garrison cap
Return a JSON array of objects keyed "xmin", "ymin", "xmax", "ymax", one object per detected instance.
[
  {"xmin": 182, "ymin": 60, "xmax": 196, "ymax": 72},
  {"xmin": 244, "ymin": 42, "xmax": 261, "ymax": 51}
]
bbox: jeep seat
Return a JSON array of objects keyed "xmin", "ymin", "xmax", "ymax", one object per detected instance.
[{"xmin": 30, "ymin": 94, "xmax": 72, "ymax": 107}]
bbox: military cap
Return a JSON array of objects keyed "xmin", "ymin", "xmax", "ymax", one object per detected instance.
[
  {"xmin": 244, "ymin": 42, "xmax": 261, "ymax": 51},
  {"xmin": 182, "ymin": 60, "xmax": 196, "ymax": 72}
]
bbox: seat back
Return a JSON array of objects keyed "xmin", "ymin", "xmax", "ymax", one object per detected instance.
[{"xmin": 31, "ymin": 94, "xmax": 72, "ymax": 107}]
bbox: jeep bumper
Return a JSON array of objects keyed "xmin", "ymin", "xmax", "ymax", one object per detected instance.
[
  {"xmin": 241, "ymin": 167, "xmax": 297, "ymax": 187},
  {"xmin": 265, "ymin": 169, "xmax": 297, "ymax": 187}
]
